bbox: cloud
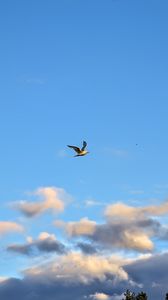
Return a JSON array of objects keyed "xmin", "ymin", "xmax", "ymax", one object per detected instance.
[
  {"xmin": 7, "ymin": 243, "xmax": 32, "ymax": 255},
  {"xmin": 7, "ymin": 232, "xmax": 66, "ymax": 255},
  {"xmin": 57, "ymin": 149, "xmax": 68, "ymax": 158},
  {"xmin": 111, "ymin": 294, "xmax": 125, "ymax": 300},
  {"xmin": 55, "ymin": 218, "xmax": 97, "ymax": 236},
  {"xmin": 55, "ymin": 217, "xmax": 155, "ymax": 252},
  {"xmin": 124, "ymin": 252, "xmax": 168, "ymax": 299},
  {"xmin": 89, "ymin": 292, "xmax": 111, "ymax": 299},
  {"xmin": 0, "ymin": 277, "xmax": 105, "ymax": 300},
  {"xmin": 0, "ymin": 277, "xmax": 8, "ymax": 283},
  {"xmin": 86, "ymin": 222, "xmax": 154, "ymax": 252},
  {"xmin": 103, "ymin": 147, "xmax": 128, "ymax": 158},
  {"xmin": 77, "ymin": 242, "xmax": 97, "ymax": 254},
  {"xmin": 3, "ymin": 191, "xmax": 168, "ymax": 299},
  {"xmin": 105, "ymin": 201, "xmax": 168, "ymax": 220},
  {"xmin": 14, "ymin": 187, "xmax": 66, "ymax": 217},
  {"xmin": 0, "ymin": 252, "xmax": 168, "ymax": 299},
  {"xmin": 0, "ymin": 221, "xmax": 23, "ymax": 235},
  {"xmin": 25, "ymin": 252, "xmax": 128, "ymax": 284},
  {"xmin": 129, "ymin": 190, "xmax": 144, "ymax": 195},
  {"xmin": 84, "ymin": 200, "xmax": 106, "ymax": 207},
  {"xmin": 55, "ymin": 200, "xmax": 168, "ymax": 252}
]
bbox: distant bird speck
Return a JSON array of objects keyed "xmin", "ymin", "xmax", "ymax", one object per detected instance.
[{"xmin": 67, "ymin": 141, "xmax": 89, "ymax": 157}]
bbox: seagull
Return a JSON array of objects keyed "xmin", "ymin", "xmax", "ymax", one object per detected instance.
[{"xmin": 67, "ymin": 141, "xmax": 89, "ymax": 157}]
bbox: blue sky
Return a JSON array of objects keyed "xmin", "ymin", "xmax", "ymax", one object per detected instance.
[{"xmin": 0, "ymin": 0, "xmax": 168, "ymax": 299}]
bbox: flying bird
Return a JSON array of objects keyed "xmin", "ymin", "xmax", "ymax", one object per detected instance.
[{"xmin": 67, "ymin": 141, "xmax": 89, "ymax": 157}]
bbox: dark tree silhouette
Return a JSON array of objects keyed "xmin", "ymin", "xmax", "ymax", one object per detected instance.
[
  {"xmin": 136, "ymin": 291, "xmax": 148, "ymax": 300},
  {"xmin": 122, "ymin": 289, "xmax": 136, "ymax": 300},
  {"xmin": 121, "ymin": 289, "xmax": 168, "ymax": 300}
]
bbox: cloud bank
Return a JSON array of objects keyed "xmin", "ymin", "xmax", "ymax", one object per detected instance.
[
  {"xmin": 55, "ymin": 201, "xmax": 168, "ymax": 252},
  {"xmin": 25, "ymin": 252, "xmax": 128, "ymax": 284},
  {"xmin": 0, "ymin": 252, "xmax": 168, "ymax": 300},
  {"xmin": 3, "ymin": 188, "xmax": 168, "ymax": 300}
]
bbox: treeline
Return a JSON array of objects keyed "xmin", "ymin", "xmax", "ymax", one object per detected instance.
[{"xmin": 122, "ymin": 290, "xmax": 168, "ymax": 300}]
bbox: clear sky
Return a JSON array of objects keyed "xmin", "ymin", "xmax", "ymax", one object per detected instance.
[{"xmin": 0, "ymin": 0, "xmax": 168, "ymax": 299}]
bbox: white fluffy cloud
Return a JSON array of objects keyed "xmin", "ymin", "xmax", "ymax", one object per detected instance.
[
  {"xmin": 54, "ymin": 218, "xmax": 154, "ymax": 252},
  {"xmin": 89, "ymin": 292, "xmax": 111, "ymax": 299},
  {"xmin": 14, "ymin": 187, "xmax": 66, "ymax": 217},
  {"xmin": 105, "ymin": 201, "xmax": 168, "ymax": 220},
  {"xmin": 54, "ymin": 200, "xmax": 168, "ymax": 252},
  {"xmin": 55, "ymin": 217, "xmax": 96, "ymax": 236},
  {"xmin": 25, "ymin": 252, "xmax": 128, "ymax": 284}
]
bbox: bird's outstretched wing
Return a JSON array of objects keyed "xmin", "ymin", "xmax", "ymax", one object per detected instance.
[
  {"xmin": 67, "ymin": 145, "xmax": 81, "ymax": 154},
  {"xmin": 81, "ymin": 141, "xmax": 87, "ymax": 151}
]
